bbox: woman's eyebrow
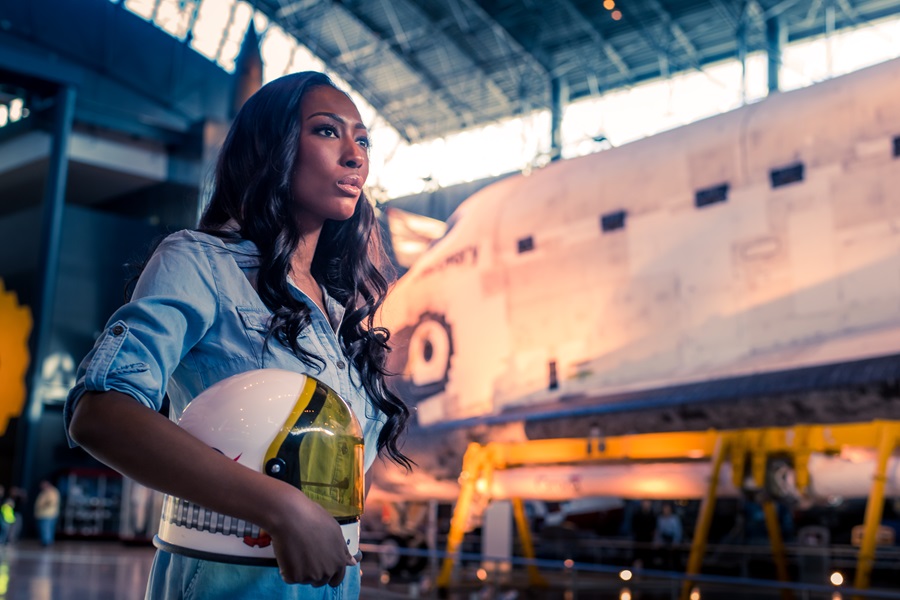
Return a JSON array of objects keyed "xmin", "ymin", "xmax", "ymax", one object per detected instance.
[{"xmin": 306, "ymin": 112, "xmax": 367, "ymax": 129}]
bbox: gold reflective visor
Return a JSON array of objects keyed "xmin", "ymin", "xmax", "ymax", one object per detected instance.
[{"xmin": 263, "ymin": 377, "xmax": 364, "ymax": 520}]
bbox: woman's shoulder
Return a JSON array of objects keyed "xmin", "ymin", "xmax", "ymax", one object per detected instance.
[
  {"xmin": 156, "ymin": 229, "xmax": 259, "ymax": 260},
  {"xmin": 158, "ymin": 229, "xmax": 227, "ymax": 249},
  {"xmin": 135, "ymin": 229, "xmax": 261, "ymax": 296}
]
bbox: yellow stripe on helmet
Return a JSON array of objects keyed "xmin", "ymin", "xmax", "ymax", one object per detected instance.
[{"xmin": 263, "ymin": 375, "xmax": 318, "ymax": 469}]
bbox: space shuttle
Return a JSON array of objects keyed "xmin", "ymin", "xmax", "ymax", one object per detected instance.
[{"xmin": 370, "ymin": 56, "xmax": 900, "ymax": 505}]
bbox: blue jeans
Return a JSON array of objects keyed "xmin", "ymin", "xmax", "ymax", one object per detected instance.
[
  {"xmin": 37, "ymin": 517, "xmax": 57, "ymax": 546},
  {"xmin": 146, "ymin": 551, "xmax": 362, "ymax": 600}
]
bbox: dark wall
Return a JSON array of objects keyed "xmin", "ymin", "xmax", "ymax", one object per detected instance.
[
  {"xmin": 0, "ymin": 204, "xmax": 164, "ymax": 488},
  {"xmin": 54, "ymin": 204, "xmax": 165, "ymax": 361},
  {"xmin": 0, "ymin": 207, "xmax": 42, "ymax": 308}
]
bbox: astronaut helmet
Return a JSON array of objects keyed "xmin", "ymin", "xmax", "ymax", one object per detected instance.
[{"xmin": 154, "ymin": 368, "xmax": 364, "ymax": 565}]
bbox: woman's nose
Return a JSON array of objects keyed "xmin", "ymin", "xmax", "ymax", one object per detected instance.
[{"xmin": 342, "ymin": 140, "xmax": 366, "ymax": 169}]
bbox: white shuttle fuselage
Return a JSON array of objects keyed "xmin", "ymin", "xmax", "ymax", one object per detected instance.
[{"xmin": 374, "ymin": 57, "xmax": 900, "ymax": 503}]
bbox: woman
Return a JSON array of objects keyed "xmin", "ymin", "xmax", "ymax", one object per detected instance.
[{"xmin": 65, "ymin": 72, "xmax": 411, "ymax": 599}]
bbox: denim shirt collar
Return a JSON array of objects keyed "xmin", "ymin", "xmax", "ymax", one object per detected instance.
[{"xmin": 213, "ymin": 229, "xmax": 347, "ymax": 329}]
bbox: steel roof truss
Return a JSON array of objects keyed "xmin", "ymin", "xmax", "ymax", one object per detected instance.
[
  {"xmin": 643, "ymin": 0, "xmax": 702, "ymax": 65},
  {"xmin": 451, "ymin": 0, "xmax": 550, "ymax": 109},
  {"xmin": 709, "ymin": 0, "xmax": 741, "ymax": 28},
  {"xmin": 275, "ymin": 2, "xmax": 413, "ymax": 140},
  {"xmin": 275, "ymin": 0, "xmax": 320, "ymax": 19},
  {"xmin": 386, "ymin": 0, "xmax": 516, "ymax": 123},
  {"xmin": 556, "ymin": 0, "xmax": 633, "ymax": 85},
  {"xmin": 335, "ymin": 0, "xmax": 470, "ymax": 133}
]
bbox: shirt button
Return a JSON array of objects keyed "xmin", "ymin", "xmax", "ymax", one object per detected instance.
[
  {"xmin": 111, "ymin": 325, "xmax": 125, "ymax": 336},
  {"xmin": 336, "ymin": 360, "xmax": 346, "ymax": 370}
]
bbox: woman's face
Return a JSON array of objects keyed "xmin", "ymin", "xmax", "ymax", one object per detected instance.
[{"xmin": 292, "ymin": 85, "xmax": 370, "ymax": 230}]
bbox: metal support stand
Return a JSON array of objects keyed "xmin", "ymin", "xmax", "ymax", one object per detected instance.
[
  {"xmin": 434, "ymin": 421, "xmax": 898, "ymax": 595},
  {"xmin": 853, "ymin": 422, "xmax": 898, "ymax": 597},
  {"xmin": 438, "ymin": 443, "xmax": 484, "ymax": 588},
  {"xmin": 512, "ymin": 497, "xmax": 547, "ymax": 587},
  {"xmin": 681, "ymin": 435, "xmax": 725, "ymax": 600},
  {"xmin": 762, "ymin": 499, "xmax": 793, "ymax": 600}
]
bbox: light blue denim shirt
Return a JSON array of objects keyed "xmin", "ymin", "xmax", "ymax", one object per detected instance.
[{"xmin": 65, "ymin": 229, "xmax": 384, "ymax": 600}]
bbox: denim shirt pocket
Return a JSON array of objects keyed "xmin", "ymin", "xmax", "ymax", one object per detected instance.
[
  {"xmin": 84, "ymin": 320, "xmax": 150, "ymax": 389},
  {"xmin": 236, "ymin": 306, "xmax": 269, "ymax": 333},
  {"xmin": 236, "ymin": 306, "xmax": 270, "ymax": 364}
]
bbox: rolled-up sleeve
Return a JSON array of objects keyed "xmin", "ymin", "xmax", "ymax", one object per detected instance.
[{"xmin": 64, "ymin": 232, "xmax": 218, "ymax": 444}]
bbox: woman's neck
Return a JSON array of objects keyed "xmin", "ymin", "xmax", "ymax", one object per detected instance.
[
  {"xmin": 289, "ymin": 228, "xmax": 327, "ymax": 314},
  {"xmin": 290, "ymin": 224, "xmax": 321, "ymax": 278}
]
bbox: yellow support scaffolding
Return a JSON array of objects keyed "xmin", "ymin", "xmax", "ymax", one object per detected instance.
[
  {"xmin": 761, "ymin": 499, "xmax": 792, "ymax": 600},
  {"xmin": 681, "ymin": 435, "xmax": 726, "ymax": 600},
  {"xmin": 436, "ymin": 420, "xmax": 899, "ymax": 593},
  {"xmin": 438, "ymin": 443, "xmax": 484, "ymax": 587},
  {"xmin": 512, "ymin": 497, "xmax": 548, "ymax": 587},
  {"xmin": 853, "ymin": 422, "xmax": 899, "ymax": 599}
]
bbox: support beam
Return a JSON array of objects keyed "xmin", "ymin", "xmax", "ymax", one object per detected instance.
[
  {"xmin": 764, "ymin": 0, "xmax": 805, "ymax": 19},
  {"xmin": 214, "ymin": 0, "xmax": 239, "ymax": 63},
  {"xmin": 766, "ymin": 14, "xmax": 785, "ymax": 93},
  {"xmin": 803, "ymin": 0, "xmax": 825, "ymax": 26},
  {"xmin": 183, "ymin": 0, "xmax": 202, "ymax": 43},
  {"xmin": 835, "ymin": 0, "xmax": 863, "ymax": 25},
  {"xmin": 825, "ymin": 0, "xmax": 835, "ymax": 76},
  {"xmin": 550, "ymin": 76, "xmax": 568, "ymax": 162},
  {"xmin": 438, "ymin": 443, "xmax": 485, "ymax": 588},
  {"xmin": 14, "ymin": 84, "xmax": 76, "ymax": 494},
  {"xmin": 737, "ymin": 0, "xmax": 749, "ymax": 103},
  {"xmin": 680, "ymin": 435, "xmax": 726, "ymax": 600},
  {"xmin": 276, "ymin": 0, "xmax": 320, "ymax": 19},
  {"xmin": 511, "ymin": 497, "xmax": 547, "ymax": 587},
  {"xmin": 853, "ymin": 423, "xmax": 898, "ymax": 596},
  {"xmin": 762, "ymin": 499, "xmax": 793, "ymax": 600}
]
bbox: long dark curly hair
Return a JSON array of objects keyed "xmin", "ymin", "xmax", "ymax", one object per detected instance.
[{"xmin": 198, "ymin": 71, "xmax": 411, "ymax": 470}]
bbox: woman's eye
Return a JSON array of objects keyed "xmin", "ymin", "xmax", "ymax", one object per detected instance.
[
  {"xmin": 357, "ymin": 137, "xmax": 370, "ymax": 149},
  {"xmin": 316, "ymin": 126, "xmax": 338, "ymax": 137}
]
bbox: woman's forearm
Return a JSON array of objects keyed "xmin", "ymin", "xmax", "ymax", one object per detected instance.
[
  {"xmin": 69, "ymin": 391, "xmax": 300, "ymax": 535},
  {"xmin": 70, "ymin": 390, "xmax": 357, "ymax": 585}
]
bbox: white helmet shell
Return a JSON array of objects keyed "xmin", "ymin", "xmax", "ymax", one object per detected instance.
[{"xmin": 154, "ymin": 369, "xmax": 364, "ymax": 565}]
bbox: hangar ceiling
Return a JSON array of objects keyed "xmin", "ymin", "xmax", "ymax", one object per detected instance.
[{"xmin": 253, "ymin": 0, "xmax": 900, "ymax": 142}]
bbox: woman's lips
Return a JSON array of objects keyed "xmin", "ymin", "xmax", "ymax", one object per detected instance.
[{"xmin": 337, "ymin": 175, "xmax": 362, "ymax": 195}]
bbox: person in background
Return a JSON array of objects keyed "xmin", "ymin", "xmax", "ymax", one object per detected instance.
[
  {"xmin": 6, "ymin": 487, "xmax": 26, "ymax": 544},
  {"xmin": 630, "ymin": 499, "xmax": 657, "ymax": 569},
  {"xmin": 0, "ymin": 485, "xmax": 5, "ymax": 544},
  {"xmin": 34, "ymin": 480, "xmax": 61, "ymax": 547},
  {"xmin": 65, "ymin": 71, "xmax": 411, "ymax": 599},
  {"xmin": 0, "ymin": 497, "xmax": 15, "ymax": 545},
  {"xmin": 654, "ymin": 502, "xmax": 683, "ymax": 570}
]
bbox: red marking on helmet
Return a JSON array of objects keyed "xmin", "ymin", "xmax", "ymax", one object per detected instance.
[{"xmin": 243, "ymin": 531, "xmax": 272, "ymax": 548}]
